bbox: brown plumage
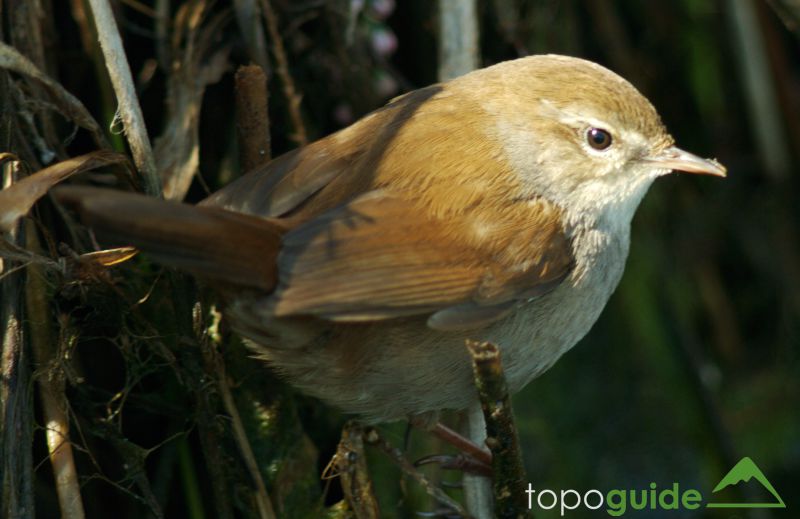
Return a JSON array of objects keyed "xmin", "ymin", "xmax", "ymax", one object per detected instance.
[{"xmin": 56, "ymin": 55, "xmax": 724, "ymax": 423}]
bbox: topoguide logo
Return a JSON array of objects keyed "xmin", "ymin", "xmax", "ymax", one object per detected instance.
[{"xmin": 525, "ymin": 457, "xmax": 786, "ymax": 516}]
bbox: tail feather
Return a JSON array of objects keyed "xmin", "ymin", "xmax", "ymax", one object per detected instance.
[{"xmin": 55, "ymin": 186, "xmax": 284, "ymax": 292}]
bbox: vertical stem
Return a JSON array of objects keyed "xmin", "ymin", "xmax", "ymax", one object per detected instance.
[
  {"xmin": 260, "ymin": 0, "xmax": 308, "ymax": 146},
  {"xmin": 462, "ymin": 403, "xmax": 493, "ymax": 519},
  {"xmin": 362, "ymin": 427, "xmax": 468, "ymax": 516},
  {"xmin": 235, "ymin": 65, "xmax": 272, "ymax": 173},
  {"xmin": 26, "ymin": 221, "xmax": 86, "ymax": 519},
  {"xmin": 1, "ymin": 162, "xmax": 35, "ymax": 519},
  {"xmin": 232, "ymin": 0, "xmax": 269, "ymax": 71},
  {"xmin": 467, "ymin": 340, "xmax": 528, "ymax": 519},
  {"xmin": 217, "ymin": 369, "xmax": 277, "ymax": 519},
  {"xmin": 192, "ymin": 302, "xmax": 276, "ymax": 519},
  {"xmin": 438, "ymin": 1, "xmax": 484, "ymax": 512},
  {"xmin": 727, "ymin": 0, "xmax": 790, "ymax": 180},
  {"xmin": 437, "ymin": 0, "xmax": 479, "ymax": 81},
  {"xmin": 330, "ymin": 423, "xmax": 380, "ymax": 518},
  {"xmin": 86, "ymin": 0, "xmax": 161, "ymax": 196}
]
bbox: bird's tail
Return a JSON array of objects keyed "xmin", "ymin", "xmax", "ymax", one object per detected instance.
[{"xmin": 55, "ymin": 186, "xmax": 285, "ymax": 292}]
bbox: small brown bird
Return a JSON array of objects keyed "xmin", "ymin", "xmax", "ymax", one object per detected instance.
[{"xmin": 59, "ymin": 55, "xmax": 725, "ymax": 425}]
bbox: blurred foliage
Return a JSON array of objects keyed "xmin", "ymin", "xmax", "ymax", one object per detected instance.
[{"xmin": 0, "ymin": 0, "xmax": 798, "ymax": 518}]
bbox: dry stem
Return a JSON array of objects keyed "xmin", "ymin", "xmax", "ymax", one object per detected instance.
[
  {"xmin": 86, "ymin": 0, "xmax": 160, "ymax": 196},
  {"xmin": 1, "ymin": 161, "xmax": 35, "ymax": 519},
  {"xmin": 324, "ymin": 422, "xmax": 379, "ymax": 518},
  {"xmin": 218, "ymin": 367, "xmax": 278, "ymax": 519},
  {"xmin": 363, "ymin": 426, "xmax": 470, "ymax": 518},
  {"xmin": 260, "ymin": 0, "xmax": 308, "ymax": 146},
  {"xmin": 195, "ymin": 303, "xmax": 277, "ymax": 519},
  {"xmin": 466, "ymin": 340, "xmax": 529, "ymax": 519},
  {"xmin": 26, "ymin": 220, "xmax": 86, "ymax": 519}
]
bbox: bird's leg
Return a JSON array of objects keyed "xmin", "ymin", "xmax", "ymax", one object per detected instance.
[
  {"xmin": 362, "ymin": 426, "xmax": 469, "ymax": 517},
  {"xmin": 429, "ymin": 422, "xmax": 492, "ymax": 467},
  {"xmin": 415, "ymin": 452, "xmax": 492, "ymax": 477},
  {"xmin": 408, "ymin": 414, "xmax": 493, "ymax": 476}
]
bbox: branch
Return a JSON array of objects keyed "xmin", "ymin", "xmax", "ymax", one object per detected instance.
[
  {"xmin": 260, "ymin": 0, "xmax": 307, "ymax": 146},
  {"xmin": 26, "ymin": 221, "xmax": 86, "ymax": 519},
  {"xmin": 466, "ymin": 340, "xmax": 530, "ymax": 519},
  {"xmin": 363, "ymin": 426, "xmax": 470, "ymax": 517},
  {"xmin": 86, "ymin": 0, "xmax": 161, "ymax": 196},
  {"xmin": 195, "ymin": 303, "xmax": 276, "ymax": 519},
  {"xmin": 323, "ymin": 422, "xmax": 379, "ymax": 518},
  {"xmin": 1, "ymin": 161, "xmax": 35, "ymax": 519}
]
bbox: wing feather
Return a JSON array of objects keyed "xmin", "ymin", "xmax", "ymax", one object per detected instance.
[{"xmin": 271, "ymin": 192, "xmax": 573, "ymax": 329}]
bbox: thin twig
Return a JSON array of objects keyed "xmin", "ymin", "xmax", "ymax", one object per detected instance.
[
  {"xmin": 1, "ymin": 161, "xmax": 35, "ymax": 519},
  {"xmin": 462, "ymin": 403, "xmax": 493, "ymax": 518},
  {"xmin": 218, "ymin": 368, "xmax": 278, "ymax": 519},
  {"xmin": 154, "ymin": 0, "xmax": 171, "ymax": 69},
  {"xmin": 154, "ymin": 2, "xmax": 231, "ymax": 200},
  {"xmin": 363, "ymin": 426, "xmax": 470, "ymax": 518},
  {"xmin": 0, "ymin": 238, "xmax": 61, "ymax": 272},
  {"xmin": 233, "ymin": 0, "xmax": 270, "ymax": 70},
  {"xmin": 86, "ymin": 0, "xmax": 161, "ymax": 196},
  {"xmin": 260, "ymin": 0, "xmax": 307, "ymax": 146},
  {"xmin": 91, "ymin": 406, "xmax": 166, "ymax": 518},
  {"xmin": 0, "ymin": 41, "xmax": 109, "ymax": 150},
  {"xmin": 26, "ymin": 221, "xmax": 86, "ymax": 519},
  {"xmin": 181, "ymin": 295, "xmax": 235, "ymax": 519},
  {"xmin": 323, "ymin": 422, "xmax": 379, "ymax": 518},
  {"xmin": 195, "ymin": 303, "xmax": 276, "ymax": 519},
  {"xmin": 466, "ymin": 340, "xmax": 529, "ymax": 519}
]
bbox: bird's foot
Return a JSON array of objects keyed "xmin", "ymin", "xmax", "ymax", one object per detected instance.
[
  {"xmin": 415, "ymin": 452, "xmax": 492, "ymax": 477},
  {"xmin": 408, "ymin": 419, "xmax": 493, "ymax": 476}
]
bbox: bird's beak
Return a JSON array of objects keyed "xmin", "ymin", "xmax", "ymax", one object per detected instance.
[{"xmin": 645, "ymin": 146, "xmax": 727, "ymax": 177}]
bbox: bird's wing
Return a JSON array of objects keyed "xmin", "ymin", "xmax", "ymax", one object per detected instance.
[
  {"xmin": 200, "ymin": 145, "xmax": 351, "ymax": 218},
  {"xmin": 200, "ymin": 85, "xmax": 446, "ymax": 219},
  {"xmin": 271, "ymin": 191, "xmax": 573, "ymax": 331}
]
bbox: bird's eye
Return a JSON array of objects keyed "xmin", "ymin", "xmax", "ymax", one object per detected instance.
[{"xmin": 586, "ymin": 128, "xmax": 612, "ymax": 150}]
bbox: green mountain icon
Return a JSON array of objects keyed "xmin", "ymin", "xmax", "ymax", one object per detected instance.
[{"xmin": 706, "ymin": 457, "xmax": 786, "ymax": 509}]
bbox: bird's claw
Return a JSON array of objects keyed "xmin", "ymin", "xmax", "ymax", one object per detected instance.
[{"xmin": 415, "ymin": 452, "xmax": 492, "ymax": 477}]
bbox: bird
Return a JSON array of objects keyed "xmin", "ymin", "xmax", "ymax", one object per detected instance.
[{"xmin": 57, "ymin": 54, "xmax": 725, "ymax": 427}]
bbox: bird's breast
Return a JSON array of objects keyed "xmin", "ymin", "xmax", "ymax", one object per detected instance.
[{"xmin": 488, "ymin": 223, "xmax": 631, "ymax": 393}]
